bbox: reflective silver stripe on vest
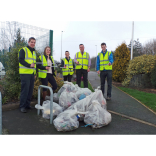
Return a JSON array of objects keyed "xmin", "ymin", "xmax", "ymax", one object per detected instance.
[
  {"xmin": 24, "ymin": 48, "xmax": 28, "ymax": 58},
  {"xmin": 41, "ymin": 55, "xmax": 43, "ymax": 65},
  {"xmin": 19, "ymin": 66, "xmax": 36, "ymax": 70},
  {"xmin": 100, "ymin": 60, "xmax": 109, "ymax": 62},
  {"xmin": 100, "ymin": 64, "xmax": 108, "ymax": 66},
  {"xmin": 76, "ymin": 57, "xmax": 89, "ymax": 59},
  {"xmin": 62, "ymin": 70, "xmax": 73, "ymax": 72},
  {"xmin": 25, "ymin": 58, "xmax": 35, "ymax": 60},
  {"xmin": 38, "ymin": 70, "xmax": 47, "ymax": 73}
]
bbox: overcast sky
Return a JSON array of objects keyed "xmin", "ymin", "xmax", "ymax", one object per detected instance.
[
  {"xmin": 17, "ymin": 21, "xmax": 156, "ymax": 61},
  {"xmin": 1, "ymin": 0, "xmax": 156, "ymax": 63}
]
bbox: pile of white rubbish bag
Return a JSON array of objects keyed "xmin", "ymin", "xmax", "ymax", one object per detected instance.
[{"xmin": 35, "ymin": 81, "xmax": 112, "ymax": 131}]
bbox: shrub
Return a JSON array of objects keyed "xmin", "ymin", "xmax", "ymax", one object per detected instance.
[
  {"xmin": 1, "ymin": 44, "xmax": 24, "ymax": 103},
  {"xmin": 122, "ymin": 55, "xmax": 156, "ymax": 86},
  {"xmin": 151, "ymin": 62, "xmax": 156, "ymax": 88},
  {"xmin": 112, "ymin": 42, "xmax": 130, "ymax": 82}
]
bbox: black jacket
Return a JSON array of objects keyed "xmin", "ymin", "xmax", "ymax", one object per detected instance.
[
  {"xmin": 37, "ymin": 54, "xmax": 56, "ymax": 77},
  {"xmin": 19, "ymin": 46, "xmax": 35, "ymax": 68}
]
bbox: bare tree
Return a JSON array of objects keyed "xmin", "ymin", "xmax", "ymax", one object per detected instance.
[{"xmin": 142, "ymin": 39, "xmax": 156, "ymax": 55}]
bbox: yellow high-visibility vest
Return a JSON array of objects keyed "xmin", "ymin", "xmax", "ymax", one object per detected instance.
[
  {"xmin": 18, "ymin": 47, "xmax": 36, "ymax": 74},
  {"xmin": 38, "ymin": 55, "xmax": 55, "ymax": 78},
  {"xmin": 75, "ymin": 51, "xmax": 89, "ymax": 70},
  {"xmin": 62, "ymin": 58, "xmax": 74, "ymax": 76},
  {"xmin": 98, "ymin": 51, "xmax": 112, "ymax": 71}
]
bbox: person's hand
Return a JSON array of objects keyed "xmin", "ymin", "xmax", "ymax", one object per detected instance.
[
  {"xmin": 87, "ymin": 68, "xmax": 90, "ymax": 72},
  {"xmin": 34, "ymin": 76, "xmax": 36, "ymax": 79},
  {"xmin": 108, "ymin": 62, "xmax": 111, "ymax": 66},
  {"xmin": 97, "ymin": 70, "xmax": 100, "ymax": 74},
  {"xmin": 45, "ymin": 66, "xmax": 50, "ymax": 70},
  {"xmin": 64, "ymin": 65, "xmax": 66, "ymax": 68},
  {"xmin": 30, "ymin": 63, "xmax": 35, "ymax": 68},
  {"xmin": 76, "ymin": 61, "xmax": 79, "ymax": 65}
]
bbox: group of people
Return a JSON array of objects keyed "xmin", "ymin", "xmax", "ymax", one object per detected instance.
[{"xmin": 18, "ymin": 37, "xmax": 114, "ymax": 113}]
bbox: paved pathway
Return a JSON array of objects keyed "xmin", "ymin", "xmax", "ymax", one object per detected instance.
[
  {"xmin": 2, "ymin": 71, "xmax": 156, "ymax": 134},
  {"xmin": 88, "ymin": 71, "xmax": 156, "ymax": 125}
]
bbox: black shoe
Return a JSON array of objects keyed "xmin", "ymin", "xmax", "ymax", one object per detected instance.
[
  {"xmin": 20, "ymin": 108, "xmax": 27, "ymax": 113},
  {"xmin": 106, "ymin": 97, "xmax": 111, "ymax": 101},
  {"xmin": 26, "ymin": 106, "xmax": 35, "ymax": 109}
]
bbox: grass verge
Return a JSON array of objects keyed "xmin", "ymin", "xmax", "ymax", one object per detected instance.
[
  {"xmin": 118, "ymin": 87, "xmax": 156, "ymax": 112},
  {"xmin": 72, "ymin": 81, "xmax": 94, "ymax": 92}
]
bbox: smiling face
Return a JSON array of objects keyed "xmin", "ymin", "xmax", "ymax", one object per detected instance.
[
  {"xmin": 101, "ymin": 45, "xmax": 107, "ymax": 52},
  {"xmin": 28, "ymin": 39, "xmax": 36, "ymax": 48},
  {"xmin": 79, "ymin": 44, "xmax": 84, "ymax": 52},
  {"xmin": 46, "ymin": 47, "xmax": 51, "ymax": 56},
  {"xmin": 65, "ymin": 51, "xmax": 70, "ymax": 58}
]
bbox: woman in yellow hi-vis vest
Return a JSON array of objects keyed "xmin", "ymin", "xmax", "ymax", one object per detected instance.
[
  {"xmin": 37, "ymin": 46, "xmax": 57, "ymax": 100},
  {"xmin": 61, "ymin": 51, "xmax": 75, "ymax": 82}
]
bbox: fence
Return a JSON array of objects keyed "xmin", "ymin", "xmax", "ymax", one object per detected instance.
[{"xmin": 0, "ymin": 21, "xmax": 53, "ymax": 68}]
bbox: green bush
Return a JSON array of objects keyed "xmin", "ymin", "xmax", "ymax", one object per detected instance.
[
  {"xmin": 151, "ymin": 62, "xmax": 156, "ymax": 88},
  {"xmin": 112, "ymin": 42, "xmax": 130, "ymax": 82},
  {"xmin": 122, "ymin": 55, "xmax": 156, "ymax": 87},
  {"xmin": 1, "ymin": 44, "xmax": 25, "ymax": 103},
  {"xmin": 55, "ymin": 67, "xmax": 62, "ymax": 73}
]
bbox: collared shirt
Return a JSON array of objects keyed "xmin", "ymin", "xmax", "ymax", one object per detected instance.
[
  {"xmin": 96, "ymin": 49, "xmax": 114, "ymax": 71},
  {"xmin": 74, "ymin": 51, "xmax": 91, "ymax": 67}
]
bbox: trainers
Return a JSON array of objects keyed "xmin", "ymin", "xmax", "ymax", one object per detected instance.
[{"xmin": 106, "ymin": 97, "xmax": 111, "ymax": 101}]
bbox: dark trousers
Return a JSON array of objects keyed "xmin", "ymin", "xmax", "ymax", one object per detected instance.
[
  {"xmin": 64, "ymin": 74, "xmax": 72, "ymax": 82},
  {"xmin": 76, "ymin": 69, "xmax": 88, "ymax": 88},
  {"xmin": 20, "ymin": 74, "xmax": 35, "ymax": 108},
  {"xmin": 100, "ymin": 70, "xmax": 112, "ymax": 97},
  {"xmin": 41, "ymin": 73, "xmax": 57, "ymax": 91}
]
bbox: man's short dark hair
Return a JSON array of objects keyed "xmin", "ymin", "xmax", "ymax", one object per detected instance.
[
  {"xmin": 79, "ymin": 44, "xmax": 84, "ymax": 46},
  {"xmin": 28, "ymin": 37, "xmax": 36, "ymax": 42},
  {"xmin": 65, "ymin": 51, "xmax": 69, "ymax": 54},
  {"xmin": 101, "ymin": 42, "xmax": 106, "ymax": 46}
]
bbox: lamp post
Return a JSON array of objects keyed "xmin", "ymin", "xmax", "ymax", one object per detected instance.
[
  {"xmin": 95, "ymin": 45, "xmax": 97, "ymax": 71},
  {"xmin": 61, "ymin": 31, "xmax": 63, "ymax": 60}
]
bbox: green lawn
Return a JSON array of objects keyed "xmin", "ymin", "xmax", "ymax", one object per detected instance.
[
  {"xmin": 118, "ymin": 87, "xmax": 156, "ymax": 112},
  {"xmin": 90, "ymin": 68, "xmax": 96, "ymax": 71},
  {"xmin": 72, "ymin": 81, "xmax": 94, "ymax": 92}
]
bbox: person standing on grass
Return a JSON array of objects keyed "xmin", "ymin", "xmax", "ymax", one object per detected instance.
[
  {"xmin": 61, "ymin": 51, "xmax": 75, "ymax": 82},
  {"xmin": 37, "ymin": 46, "xmax": 57, "ymax": 101},
  {"xmin": 18, "ymin": 37, "xmax": 37, "ymax": 113},
  {"xmin": 96, "ymin": 42, "xmax": 114, "ymax": 101},
  {"xmin": 74, "ymin": 44, "xmax": 91, "ymax": 88}
]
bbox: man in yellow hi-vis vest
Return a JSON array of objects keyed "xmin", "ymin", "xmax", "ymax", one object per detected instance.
[
  {"xmin": 61, "ymin": 51, "xmax": 75, "ymax": 82},
  {"xmin": 18, "ymin": 37, "xmax": 37, "ymax": 113},
  {"xmin": 96, "ymin": 42, "xmax": 114, "ymax": 101},
  {"xmin": 74, "ymin": 44, "xmax": 91, "ymax": 88}
]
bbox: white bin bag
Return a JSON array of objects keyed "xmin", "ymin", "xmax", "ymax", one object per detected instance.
[
  {"xmin": 53, "ymin": 107, "xmax": 87, "ymax": 131},
  {"xmin": 35, "ymin": 100, "xmax": 63, "ymax": 119},
  {"xmin": 84, "ymin": 100, "xmax": 111, "ymax": 128},
  {"xmin": 59, "ymin": 91, "xmax": 79, "ymax": 110}
]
